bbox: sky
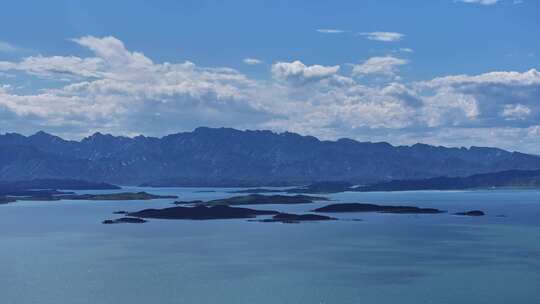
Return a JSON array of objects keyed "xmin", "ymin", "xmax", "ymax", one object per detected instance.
[{"xmin": 0, "ymin": 0, "xmax": 539, "ymax": 152}]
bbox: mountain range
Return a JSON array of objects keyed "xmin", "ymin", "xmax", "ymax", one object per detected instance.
[{"xmin": 1, "ymin": 127, "xmax": 540, "ymax": 186}]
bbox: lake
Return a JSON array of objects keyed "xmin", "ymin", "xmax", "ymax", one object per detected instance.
[{"xmin": 1, "ymin": 187, "xmax": 539, "ymax": 304}]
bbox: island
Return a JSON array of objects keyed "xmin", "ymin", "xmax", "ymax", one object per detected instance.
[
  {"xmin": 4, "ymin": 191, "xmax": 177, "ymax": 203},
  {"xmin": 286, "ymin": 181, "xmax": 356, "ymax": 194},
  {"xmin": 256, "ymin": 213, "xmax": 336, "ymax": 223},
  {"xmin": 202, "ymin": 194, "xmax": 328, "ymax": 206},
  {"xmin": 313, "ymin": 203, "xmax": 444, "ymax": 214},
  {"xmin": 127, "ymin": 205, "xmax": 279, "ymax": 220},
  {"xmin": 231, "ymin": 188, "xmax": 284, "ymax": 194},
  {"xmin": 173, "ymin": 200, "xmax": 204, "ymax": 205},
  {"xmin": 102, "ymin": 217, "xmax": 147, "ymax": 224},
  {"xmin": 0, "ymin": 197, "xmax": 16, "ymax": 204},
  {"xmin": 0, "ymin": 178, "xmax": 149, "ymax": 203},
  {"xmin": 55, "ymin": 192, "xmax": 178, "ymax": 201},
  {"xmin": 454, "ymin": 210, "xmax": 485, "ymax": 216},
  {"xmin": 110, "ymin": 205, "xmax": 337, "ymax": 223}
]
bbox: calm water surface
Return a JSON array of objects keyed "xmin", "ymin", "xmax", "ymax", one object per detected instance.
[{"xmin": 1, "ymin": 188, "xmax": 539, "ymax": 304}]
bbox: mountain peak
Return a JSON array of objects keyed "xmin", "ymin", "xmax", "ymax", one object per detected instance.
[{"xmin": 28, "ymin": 131, "xmax": 64, "ymax": 143}]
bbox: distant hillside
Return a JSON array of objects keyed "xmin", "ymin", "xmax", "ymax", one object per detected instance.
[
  {"xmin": 0, "ymin": 179, "xmax": 119, "ymax": 197},
  {"xmin": 358, "ymin": 169, "xmax": 540, "ymax": 192},
  {"xmin": 0, "ymin": 179, "xmax": 120, "ymax": 191},
  {"xmin": 1, "ymin": 127, "xmax": 540, "ymax": 185}
]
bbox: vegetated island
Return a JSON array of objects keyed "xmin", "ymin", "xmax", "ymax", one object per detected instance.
[
  {"xmin": 102, "ymin": 217, "xmax": 147, "ymax": 224},
  {"xmin": 313, "ymin": 203, "xmax": 444, "ymax": 214},
  {"xmin": 54, "ymin": 192, "xmax": 177, "ymax": 201},
  {"xmin": 255, "ymin": 213, "xmax": 336, "ymax": 224},
  {"xmin": 103, "ymin": 205, "xmax": 336, "ymax": 224},
  {"xmin": 0, "ymin": 192, "xmax": 178, "ymax": 203},
  {"xmin": 0, "ymin": 179, "xmax": 147, "ymax": 203},
  {"xmin": 0, "ymin": 179, "xmax": 177, "ymax": 203},
  {"xmin": 454, "ymin": 210, "xmax": 485, "ymax": 216},
  {"xmin": 8, "ymin": 192, "xmax": 177, "ymax": 202},
  {"xmin": 174, "ymin": 194, "xmax": 328, "ymax": 206},
  {"xmin": 127, "ymin": 205, "xmax": 279, "ymax": 220}
]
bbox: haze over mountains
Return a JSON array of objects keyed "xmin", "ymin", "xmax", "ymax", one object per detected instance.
[{"xmin": 1, "ymin": 127, "xmax": 540, "ymax": 186}]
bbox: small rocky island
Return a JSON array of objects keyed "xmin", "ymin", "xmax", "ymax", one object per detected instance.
[
  {"xmin": 454, "ymin": 210, "xmax": 485, "ymax": 216},
  {"xmin": 102, "ymin": 217, "xmax": 147, "ymax": 224},
  {"xmin": 313, "ymin": 203, "xmax": 444, "ymax": 214}
]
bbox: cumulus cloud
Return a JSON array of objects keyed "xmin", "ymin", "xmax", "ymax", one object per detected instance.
[
  {"xmin": 352, "ymin": 56, "xmax": 408, "ymax": 77},
  {"xmin": 358, "ymin": 32, "xmax": 404, "ymax": 42},
  {"xmin": 1, "ymin": 36, "xmax": 540, "ymax": 152},
  {"xmin": 419, "ymin": 69, "xmax": 540, "ymax": 128},
  {"xmin": 0, "ymin": 36, "xmax": 261, "ymax": 132},
  {"xmin": 271, "ymin": 60, "xmax": 340, "ymax": 84},
  {"xmin": 502, "ymin": 104, "xmax": 531, "ymax": 120}
]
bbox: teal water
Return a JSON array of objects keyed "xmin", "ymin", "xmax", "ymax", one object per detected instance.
[{"xmin": 1, "ymin": 188, "xmax": 540, "ymax": 304}]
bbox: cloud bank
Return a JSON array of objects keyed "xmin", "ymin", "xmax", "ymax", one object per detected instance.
[{"xmin": 1, "ymin": 36, "xmax": 540, "ymax": 152}]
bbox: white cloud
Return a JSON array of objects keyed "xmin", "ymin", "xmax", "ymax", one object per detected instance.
[
  {"xmin": 352, "ymin": 56, "xmax": 408, "ymax": 77},
  {"xmin": 316, "ymin": 29, "xmax": 345, "ymax": 34},
  {"xmin": 456, "ymin": 0, "xmax": 500, "ymax": 5},
  {"xmin": 358, "ymin": 32, "xmax": 404, "ymax": 42},
  {"xmin": 2, "ymin": 36, "xmax": 540, "ymax": 153},
  {"xmin": 421, "ymin": 69, "xmax": 540, "ymax": 87},
  {"xmin": 271, "ymin": 60, "xmax": 340, "ymax": 83},
  {"xmin": 243, "ymin": 58, "xmax": 262, "ymax": 65},
  {"xmin": 399, "ymin": 48, "xmax": 414, "ymax": 53},
  {"xmin": 0, "ymin": 41, "xmax": 19, "ymax": 53},
  {"xmin": 502, "ymin": 104, "xmax": 531, "ymax": 120},
  {"xmin": 0, "ymin": 36, "xmax": 259, "ymax": 130},
  {"xmin": 419, "ymin": 69, "xmax": 540, "ymax": 128},
  {"xmin": 0, "ymin": 55, "xmax": 104, "ymax": 79}
]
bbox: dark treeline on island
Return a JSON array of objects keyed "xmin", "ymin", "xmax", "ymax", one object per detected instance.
[
  {"xmin": 2, "ymin": 127, "xmax": 540, "ymax": 186},
  {"xmin": 101, "ymin": 199, "xmax": 456, "ymax": 225}
]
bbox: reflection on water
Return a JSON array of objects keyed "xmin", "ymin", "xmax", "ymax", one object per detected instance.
[{"xmin": 0, "ymin": 188, "xmax": 539, "ymax": 304}]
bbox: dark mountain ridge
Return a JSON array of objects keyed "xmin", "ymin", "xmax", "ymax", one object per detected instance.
[{"xmin": 1, "ymin": 127, "xmax": 540, "ymax": 186}]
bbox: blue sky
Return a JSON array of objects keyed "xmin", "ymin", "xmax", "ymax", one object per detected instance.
[{"xmin": 1, "ymin": 0, "xmax": 540, "ymax": 152}]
